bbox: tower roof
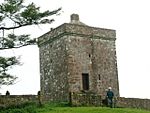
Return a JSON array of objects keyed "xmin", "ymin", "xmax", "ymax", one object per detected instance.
[{"xmin": 38, "ymin": 14, "xmax": 116, "ymax": 47}]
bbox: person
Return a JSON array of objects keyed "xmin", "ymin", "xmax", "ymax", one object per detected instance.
[
  {"xmin": 37, "ymin": 91, "xmax": 42, "ymax": 106},
  {"xmin": 6, "ymin": 90, "xmax": 10, "ymax": 96},
  {"xmin": 106, "ymin": 87, "xmax": 114, "ymax": 108}
]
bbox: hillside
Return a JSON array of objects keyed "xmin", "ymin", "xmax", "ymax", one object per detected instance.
[{"xmin": 0, "ymin": 102, "xmax": 150, "ymax": 113}]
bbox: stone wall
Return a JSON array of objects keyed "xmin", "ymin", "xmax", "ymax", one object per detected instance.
[
  {"xmin": 0, "ymin": 95, "xmax": 38, "ymax": 108},
  {"xmin": 69, "ymin": 92, "xmax": 102, "ymax": 106},
  {"xmin": 69, "ymin": 94, "xmax": 150, "ymax": 110},
  {"xmin": 65, "ymin": 35, "xmax": 119, "ymax": 98},
  {"xmin": 1, "ymin": 95, "xmax": 150, "ymax": 111},
  {"xmin": 39, "ymin": 35, "xmax": 69, "ymax": 102},
  {"xmin": 116, "ymin": 97, "xmax": 150, "ymax": 110}
]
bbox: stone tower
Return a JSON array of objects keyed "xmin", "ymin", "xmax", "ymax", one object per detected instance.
[{"xmin": 38, "ymin": 14, "xmax": 119, "ymax": 102}]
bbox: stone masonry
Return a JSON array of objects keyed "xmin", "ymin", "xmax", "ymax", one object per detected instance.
[{"xmin": 38, "ymin": 14, "xmax": 119, "ymax": 102}]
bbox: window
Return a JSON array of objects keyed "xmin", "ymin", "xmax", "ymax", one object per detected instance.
[
  {"xmin": 82, "ymin": 73, "xmax": 89, "ymax": 90},
  {"xmin": 89, "ymin": 54, "xmax": 91, "ymax": 58},
  {"xmin": 98, "ymin": 74, "xmax": 101, "ymax": 80},
  {"xmin": 50, "ymin": 59, "xmax": 52, "ymax": 63}
]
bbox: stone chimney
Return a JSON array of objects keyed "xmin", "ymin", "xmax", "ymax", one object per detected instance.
[
  {"xmin": 71, "ymin": 14, "xmax": 79, "ymax": 23},
  {"xmin": 70, "ymin": 14, "xmax": 86, "ymax": 25}
]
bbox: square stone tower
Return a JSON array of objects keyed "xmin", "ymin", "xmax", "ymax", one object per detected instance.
[{"xmin": 38, "ymin": 14, "xmax": 119, "ymax": 102}]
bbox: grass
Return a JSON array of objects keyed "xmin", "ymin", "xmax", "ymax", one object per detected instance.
[
  {"xmin": 0, "ymin": 102, "xmax": 150, "ymax": 113},
  {"xmin": 56, "ymin": 107, "xmax": 150, "ymax": 113},
  {"xmin": 37, "ymin": 106, "xmax": 150, "ymax": 113}
]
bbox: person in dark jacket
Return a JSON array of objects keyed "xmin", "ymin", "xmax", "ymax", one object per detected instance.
[{"xmin": 106, "ymin": 87, "xmax": 114, "ymax": 108}]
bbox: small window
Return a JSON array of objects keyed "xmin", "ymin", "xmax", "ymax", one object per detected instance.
[
  {"xmin": 50, "ymin": 59, "xmax": 52, "ymax": 63},
  {"xmin": 89, "ymin": 54, "xmax": 91, "ymax": 58},
  {"xmin": 82, "ymin": 73, "xmax": 89, "ymax": 90},
  {"xmin": 98, "ymin": 74, "xmax": 101, "ymax": 80}
]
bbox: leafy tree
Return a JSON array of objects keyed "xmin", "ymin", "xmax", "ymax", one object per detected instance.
[{"xmin": 0, "ymin": 0, "xmax": 61, "ymax": 87}]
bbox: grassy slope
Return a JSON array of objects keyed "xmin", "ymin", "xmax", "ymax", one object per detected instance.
[
  {"xmin": 37, "ymin": 103, "xmax": 150, "ymax": 113},
  {"xmin": 1, "ymin": 103, "xmax": 150, "ymax": 113},
  {"xmin": 37, "ymin": 107, "xmax": 150, "ymax": 113}
]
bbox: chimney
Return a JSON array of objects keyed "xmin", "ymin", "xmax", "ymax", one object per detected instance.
[{"xmin": 71, "ymin": 14, "xmax": 79, "ymax": 23}]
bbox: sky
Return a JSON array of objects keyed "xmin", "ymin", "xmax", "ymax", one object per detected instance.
[{"xmin": 0, "ymin": 0, "xmax": 150, "ymax": 99}]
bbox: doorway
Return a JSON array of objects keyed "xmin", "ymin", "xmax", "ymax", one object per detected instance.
[{"xmin": 82, "ymin": 73, "xmax": 89, "ymax": 90}]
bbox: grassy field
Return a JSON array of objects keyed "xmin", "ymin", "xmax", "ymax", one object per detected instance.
[
  {"xmin": 1, "ymin": 102, "xmax": 150, "ymax": 113},
  {"xmin": 37, "ymin": 107, "xmax": 150, "ymax": 113}
]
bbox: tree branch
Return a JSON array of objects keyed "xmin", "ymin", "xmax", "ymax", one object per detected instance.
[
  {"xmin": 0, "ymin": 23, "xmax": 31, "ymax": 30},
  {"xmin": 6, "ymin": 15, "xmax": 22, "ymax": 26},
  {"xmin": 0, "ymin": 43, "xmax": 36, "ymax": 50}
]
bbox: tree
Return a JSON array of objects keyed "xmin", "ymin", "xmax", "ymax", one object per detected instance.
[{"xmin": 0, "ymin": 0, "xmax": 61, "ymax": 87}]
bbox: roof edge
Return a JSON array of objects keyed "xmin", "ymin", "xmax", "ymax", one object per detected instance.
[{"xmin": 38, "ymin": 23, "xmax": 116, "ymax": 46}]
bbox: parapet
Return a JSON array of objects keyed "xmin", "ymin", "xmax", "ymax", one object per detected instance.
[{"xmin": 38, "ymin": 14, "xmax": 116, "ymax": 47}]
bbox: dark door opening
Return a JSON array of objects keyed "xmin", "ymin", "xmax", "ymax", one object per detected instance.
[{"xmin": 82, "ymin": 73, "xmax": 89, "ymax": 90}]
